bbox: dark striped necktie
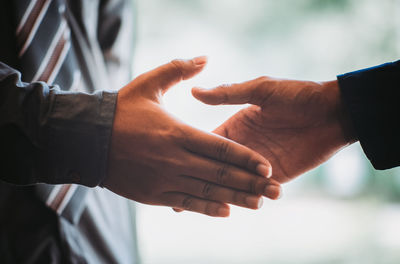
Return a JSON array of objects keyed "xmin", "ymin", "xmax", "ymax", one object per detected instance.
[{"xmin": 15, "ymin": 0, "xmax": 88, "ymax": 224}]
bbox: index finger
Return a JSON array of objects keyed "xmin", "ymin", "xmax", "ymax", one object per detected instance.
[{"xmin": 182, "ymin": 127, "xmax": 272, "ymax": 178}]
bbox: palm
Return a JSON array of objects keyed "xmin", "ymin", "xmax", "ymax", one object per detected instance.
[{"xmin": 211, "ymin": 80, "xmax": 347, "ymax": 183}]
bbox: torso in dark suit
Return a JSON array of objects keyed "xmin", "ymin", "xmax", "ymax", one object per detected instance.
[{"xmin": 0, "ymin": 1, "xmax": 139, "ymax": 263}]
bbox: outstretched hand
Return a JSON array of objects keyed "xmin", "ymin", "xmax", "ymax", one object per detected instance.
[
  {"xmin": 104, "ymin": 58, "xmax": 281, "ymax": 217},
  {"xmin": 193, "ymin": 76, "xmax": 356, "ymax": 184}
]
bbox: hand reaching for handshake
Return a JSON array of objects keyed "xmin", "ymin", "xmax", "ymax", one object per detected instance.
[
  {"xmin": 103, "ymin": 57, "xmax": 281, "ymax": 217},
  {"xmin": 193, "ymin": 76, "xmax": 357, "ymax": 183},
  {"xmin": 104, "ymin": 56, "xmax": 358, "ymax": 217}
]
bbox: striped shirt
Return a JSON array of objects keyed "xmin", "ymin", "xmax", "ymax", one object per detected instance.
[{"xmin": 0, "ymin": 0, "xmax": 139, "ymax": 263}]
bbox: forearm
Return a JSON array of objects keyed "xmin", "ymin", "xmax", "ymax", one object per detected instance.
[{"xmin": 0, "ymin": 62, "xmax": 117, "ymax": 186}]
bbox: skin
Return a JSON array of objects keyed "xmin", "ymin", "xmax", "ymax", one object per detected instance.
[
  {"xmin": 104, "ymin": 58, "xmax": 281, "ymax": 218},
  {"xmin": 192, "ymin": 76, "xmax": 357, "ymax": 184}
]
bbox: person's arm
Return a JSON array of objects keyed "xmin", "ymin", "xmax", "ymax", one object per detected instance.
[
  {"xmin": 338, "ymin": 60, "xmax": 400, "ymax": 169},
  {"xmin": 0, "ymin": 62, "xmax": 117, "ymax": 187}
]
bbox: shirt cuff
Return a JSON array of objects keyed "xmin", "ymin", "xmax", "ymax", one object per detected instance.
[{"xmin": 40, "ymin": 90, "xmax": 118, "ymax": 187}]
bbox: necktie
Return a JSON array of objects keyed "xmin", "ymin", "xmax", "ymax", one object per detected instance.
[{"xmin": 15, "ymin": 0, "xmax": 89, "ymax": 224}]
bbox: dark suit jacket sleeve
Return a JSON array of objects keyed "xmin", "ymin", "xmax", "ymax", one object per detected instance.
[
  {"xmin": 337, "ymin": 60, "xmax": 400, "ymax": 170},
  {"xmin": 0, "ymin": 62, "xmax": 117, "ymax": 187}
]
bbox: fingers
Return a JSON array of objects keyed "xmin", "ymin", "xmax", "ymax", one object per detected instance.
[
  {"xmin": 180, "ymin": 153, "xmax": 281, "ymax": 199},
  {"xmin": 183, "ymin": 127, "xmax": 272, "ymax": 178},
  {"xmin": 192, "ymin": 76, "xmax": 270, "ymax": 106},
  {"xmin": 169, "ymin": 177, "xmax": 281, "ymax": 215},
  {"xmin": 171, "ymin": 178, "xmax": 282, "ymax": 215},
  {"xmin": 177, "ymin": 175, "xmax": 264, "ymax": 209},
  {"xmin": 161, "ymin": 192, "xmax": 230, "ymax": 217},
  {"xmin": 139, "ymin": 56, "xmax": 208, "ymax": 97}
]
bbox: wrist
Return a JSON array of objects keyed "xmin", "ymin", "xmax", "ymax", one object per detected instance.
[{"xmin": 322, "ymin": 79, "xmax": 358, "ymax": 146}]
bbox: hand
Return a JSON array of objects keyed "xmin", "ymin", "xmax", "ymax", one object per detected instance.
[
  {"xmin": 192, "ymin": 76, "xmax": 357, "ymax": 184},
  {"xmin": 104, "ymin": 58, "xmax": 281, "ymax": 217}
]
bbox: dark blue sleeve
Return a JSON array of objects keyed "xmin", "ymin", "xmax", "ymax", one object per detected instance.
[
  {"xmin": 0, "ymin": 62, "xmax": 117, "ymax": 187},
  {"xmin": 337, "ymin": 60, "xmax": 400, "ymax": 170}
]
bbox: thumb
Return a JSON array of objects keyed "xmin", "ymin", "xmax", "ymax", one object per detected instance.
[
  {"xmin": 138, "ymin": 56, "xmax": 207, "ymax": 96},
  {"xmin": 192, "ymin": 77, "xmax": 269, "ymax": 106}
]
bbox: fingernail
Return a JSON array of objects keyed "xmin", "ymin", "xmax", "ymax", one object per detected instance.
[
  {"xmin": 218, "ymin": 207, "xmax": 230, "ymax": 217},
  {"xmin": 264, "ymin": 185, "xmax": 282, "ymax": 200},
  {"xmin": 246, "ymin": 196, "xmax": 263, "ymax": 209},
  {"xmin": 193, "ymin": 56, "xmax": 208, "ymax": 66},
  {"xmin": 256, "ymin": 164, "xmax": 272, "ymax": 178}
]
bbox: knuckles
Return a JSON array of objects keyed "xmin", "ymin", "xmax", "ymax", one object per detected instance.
[
  {"xmin": 201, "ymin": 182, "xmax": 215, "ymax": 199},
  {"xmin": 216, "ymin": 164, "xmax": 232, "ymax": 185},
  {"xmin": 182, "ymin": 196, "xmax": 194, "ymax": 210},
  {"xmin": 214, "ymin": 140, "xmax": 231, "ymax": 161},
  {"xmin": 170, "ymin": 59, "xmax": 185, "ymax": 79}
]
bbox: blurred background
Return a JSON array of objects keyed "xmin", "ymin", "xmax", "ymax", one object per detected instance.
[{"xmin": 131, "ymin": 0, "xmax": 400, "ymax": 263}]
